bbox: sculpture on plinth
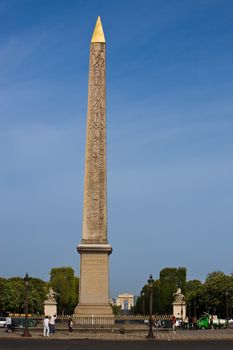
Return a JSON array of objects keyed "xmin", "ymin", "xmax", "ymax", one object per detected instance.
[
  {"xmin": 44, "ymin": 288, "xmax": 57, "ymax": 317},
  {"xmin": 172, "ymin": 288, "xmax": 186, "ymax": 320}
]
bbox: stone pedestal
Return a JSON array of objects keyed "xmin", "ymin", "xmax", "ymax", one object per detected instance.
[
  {"xmin": 172, "ymin": 288, "xmax": 186, "ymax": 320},
  {"xmin": 74, "ymin": 245, "xmax": 113, "ymax": 316},
  {"xmin": 44, "ymin": 299, "xmax": 57, "ymax": 317},
  {"xmin": 173, "ymin": 301, "xmax": 186, "ymax": 320}
]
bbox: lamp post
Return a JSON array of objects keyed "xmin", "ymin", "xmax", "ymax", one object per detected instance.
[
  {"xmin": 22, "ymin": 273, "xmax": 31, "ymax": 337},
  {"xmin": 193, "ymin": 298, "xmax": 197, "ymax": 330},
  {"xmin": 141, "ymin": 291, "xmax": 145, "ymax": 316},
  {"xmin": 225, "ymin": 291, "xmax": 229, "ymax": 326},
  {"xmin": 146, "ymin": 274, "xmax": 155, "ymax": 339}
]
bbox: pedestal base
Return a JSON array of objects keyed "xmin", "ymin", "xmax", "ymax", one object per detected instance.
[
  {"xmin": 74, "ymin": 303, "xmax": 113, "ymax": 317},
  {"xmin": 173, "ymin": 301, "xmax": 186, "ymax": 320},
  {"xmin": 44, "ymin": 300, "xmax": 57, "ymax": 317},
  {"xmin": 75, "ymin": 244, "xmax": 113, "ymax": 317}
]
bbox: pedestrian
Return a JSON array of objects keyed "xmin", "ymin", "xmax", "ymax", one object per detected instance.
[
  {"xmin": 210, "ymin": 315, "xmax": 214, "ymax": 330},
  {"xmin": 184, "ymin": 316, "xmax": 189, "ymax": 330},
  {"xmin": 192, "ymin": 316, "xmax": 197, "ymax": 330},
  {"xmin": 5, "ymin": 314, "xmax": 12, "ymax": 333},
  {"xmin": 68, "ymin": 318, "xmax": 73, "ymax": 334},
  {"xmin": 172, "ymin": 315, "xmax": 176, "ymax": 330},
  {"xmin": 49, "ymin": 314, "xmax": 56, "ymax": 333},
  {"xmin": 43, "ymin": 316, "xmax": 50, "ymax": 337}
]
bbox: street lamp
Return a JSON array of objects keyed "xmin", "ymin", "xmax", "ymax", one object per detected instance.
[
  {"xmin": 22, "ymin": 273, "xmax": 31, "ymax": 337},
  {"xmin": 141, "ymin": 291, "xmax": 145, "ymax": 316},
  {"xmin": 146, "ymin": 274, "xmax": 155, "ymax": 339},
  {"xmin": 225, "ymin": 291, "xmax": 229, "ymax": 326}
]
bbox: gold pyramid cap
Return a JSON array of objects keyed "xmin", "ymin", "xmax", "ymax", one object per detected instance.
[{"xmin": 91, "ymin": 16, "xmax": 105, "ymax": 43}]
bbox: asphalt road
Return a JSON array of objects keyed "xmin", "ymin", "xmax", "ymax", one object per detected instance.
[{"xmin": 0, "ymin": 339, "xmax": 233, "ymax": 350}]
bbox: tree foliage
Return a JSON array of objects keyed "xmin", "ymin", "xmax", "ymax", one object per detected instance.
[
  {"xmin": 159, "ymin": 267, "xmax": 186, "ymax": 314},
  {"xmin": 111, "ymin": 304, "xmax": 121, "ymax": 316},
  {"xmin": 0, "ymin": 276, "xmax": 47, "ymax": 314},
  {"xmin": 134, "ymin": 267, "xmax": 186, "ymax": 315},
  {"xmin": 192, "ymin": 271, "xmax": 233, "ymax": 317},
  {"xmin": 186, "ymin": 279, "xmax": 202, "ymax": 301},
  {"xmin": 28, "ymin": 278, "xmax": 48, "ymax": 314},
  {"xmin": 49, "ymin": 267, "xmax": 79, "ymax": 315}
]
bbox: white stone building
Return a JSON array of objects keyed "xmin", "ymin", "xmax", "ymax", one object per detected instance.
[{"xmin": 116, "ymin": 293, "xmax": 134, "ymax": 311}]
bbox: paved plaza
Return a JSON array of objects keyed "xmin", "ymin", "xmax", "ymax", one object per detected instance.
[{"xmin": 1, "ymin": 327, "xmax": 233, "ymax": 341}]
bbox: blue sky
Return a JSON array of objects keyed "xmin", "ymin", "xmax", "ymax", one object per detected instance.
[{"xmin": 1, "ymin": 0, "xmax": 233, "ymax": 297}]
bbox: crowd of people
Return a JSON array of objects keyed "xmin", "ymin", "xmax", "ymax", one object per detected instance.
[{"xmin": 171, "ymin": 315, "xmax": 198, "ymax": 330}]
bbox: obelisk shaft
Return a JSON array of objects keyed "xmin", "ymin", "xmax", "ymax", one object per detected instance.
[
  {"xmin": 82, "ymin": 38, "xmax": 107, "ymax": 244},
  {"xmin": 75, "ymin": 17, "xmax": 113, "ymax": 317}
]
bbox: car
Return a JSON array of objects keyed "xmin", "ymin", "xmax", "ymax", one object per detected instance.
[
  {"xmin": 197, "ymin": 314, "xmax": 226, "ymax": 329},
  {"xmin": 197, "ymin": 315, "xmax": 209, "ymax": 329},
  {"xmin": 0, "ymin": 317, "xmax": 6, "ymax": 327}
]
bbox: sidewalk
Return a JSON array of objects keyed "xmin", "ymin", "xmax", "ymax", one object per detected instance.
[{"xmin": 1, "ymin": 328, "xmax": 233, "ymax": 341}]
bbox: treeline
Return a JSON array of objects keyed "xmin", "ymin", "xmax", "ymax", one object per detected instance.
[
  {"xmin": 134, "ymin": 268, "xmax": 233, "ymax": 318},
  {"xmin": 0, "ymin": 267, "xmax": 79, "ymax": 315}
]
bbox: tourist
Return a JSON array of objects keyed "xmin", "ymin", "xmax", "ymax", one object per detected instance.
[
  {"xmin": 172, "ymin": 315, "xmax": 176, "ymax": 330},
  {"xmin": 210, "ymin": 315, "xmax": 214, "ymax": 330},
  {"xmin": 68, "ymin": 318, "xmax": 73, "ymax": 334},
  {"xmin": 184, "ymin": 316, "xmax": 189, "ymax": 329},
  {"xmin": 192, "ymin": 316, "xmax": 197, "ymax": 330},
  {"xmin": 5, "ymin": 314, "xmax": 12, "ymax": 333},
  {"xmin": 49, "ymin": 314, "xmax": 56, "ymax": 333},
  {"xmin": 43, "ymin": 316, "xmax": 50, "ymax": 337}
]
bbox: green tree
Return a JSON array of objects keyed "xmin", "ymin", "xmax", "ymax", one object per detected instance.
[
  {"xmin": 2, "ymin": 277, "xmax": 25, "ymax": 313},
  {"xmin": 187, "ymin": 272, "xmax": 233, "ymax": 318},
  {"xmin": 111, "ymin": 304, "xmax": 121, "ymax": 316},
  {"xmin": 1, "ymin": 276, "xmax": 47, "ymax": 314},
  {"xmin": 28, "ymin": 278, "xmax": 48, "ymax": 314},
  {"xmin": 186, "ymin": 279, "xmax": 202, "ymax": 301},
  {"xmin": 135, "ymin": 268, "xmax": 186, "ymax": 315},
  {"xmin": 203, "ymin": 271, "xmax": 233, "ymax": 317},
  {"xmin": 50, "ymin": 267, "xmax": 79, "ymax": 315},
  {"xmin": 0, "ymin": 278, "xmax": 7, "ymax": 313},
  {"xmin": 159, "ymin": 267, "xmax": 186, "ymax": 314},
  {"xmin": 74, "ymin": 276, "xmax": 79, "ymax": 305}
]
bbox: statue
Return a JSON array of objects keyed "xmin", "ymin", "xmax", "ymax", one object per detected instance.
[
  {"xmin": 173, "ymin": 288, "xmax": 185, "ymax": 302},
  {"xmin": 46, "ymin": 288, "xmax": 56, "ymax": 301},
  {"xmin": 44, "ymin": 288, "xmax": 57, "ymax": 316},
  {"xmin": 172, "ymin": 287, "xmax": 186, "ymax": 320}
]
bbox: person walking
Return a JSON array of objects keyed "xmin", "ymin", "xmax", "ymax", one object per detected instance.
[
  {"xmin": 5, "ymin": 315, "xmax": 12, "ymax": 333},
  {"xmin": 172, "ymin": 315, "xmax": 176, "ymax": 330},
  {"xmin": 49, "ymin": 314, "xmax": 56, "ymax": 333},
  {"xmin": 68, "ymin": 318, "xmax": 73, "ymax": 334},
  {"xmin": 43, "ymin": 316, "xmax": 50, "ymax": 337},
  {"xmin": 184, "ymin": 316, "xmax": 189, "ymax": 330}
]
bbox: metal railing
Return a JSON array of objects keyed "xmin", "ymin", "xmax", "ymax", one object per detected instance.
[
  {"xmin": 11, "ymin": 314, "xmax": 174, "ymax": 333},
  {"xmin": 56, "ymin": 314, "xmax": 173, "ymax": 332}
]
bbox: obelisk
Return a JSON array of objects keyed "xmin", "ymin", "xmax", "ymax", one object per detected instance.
[{"xmin": 74, "ymin": 17, "xmax": 113, "ymax": 316}]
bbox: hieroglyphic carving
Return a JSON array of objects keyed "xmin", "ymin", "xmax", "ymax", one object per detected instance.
[{"xmin": 82, "ymin": 42, "xmax": 107, "ymax": 243}]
